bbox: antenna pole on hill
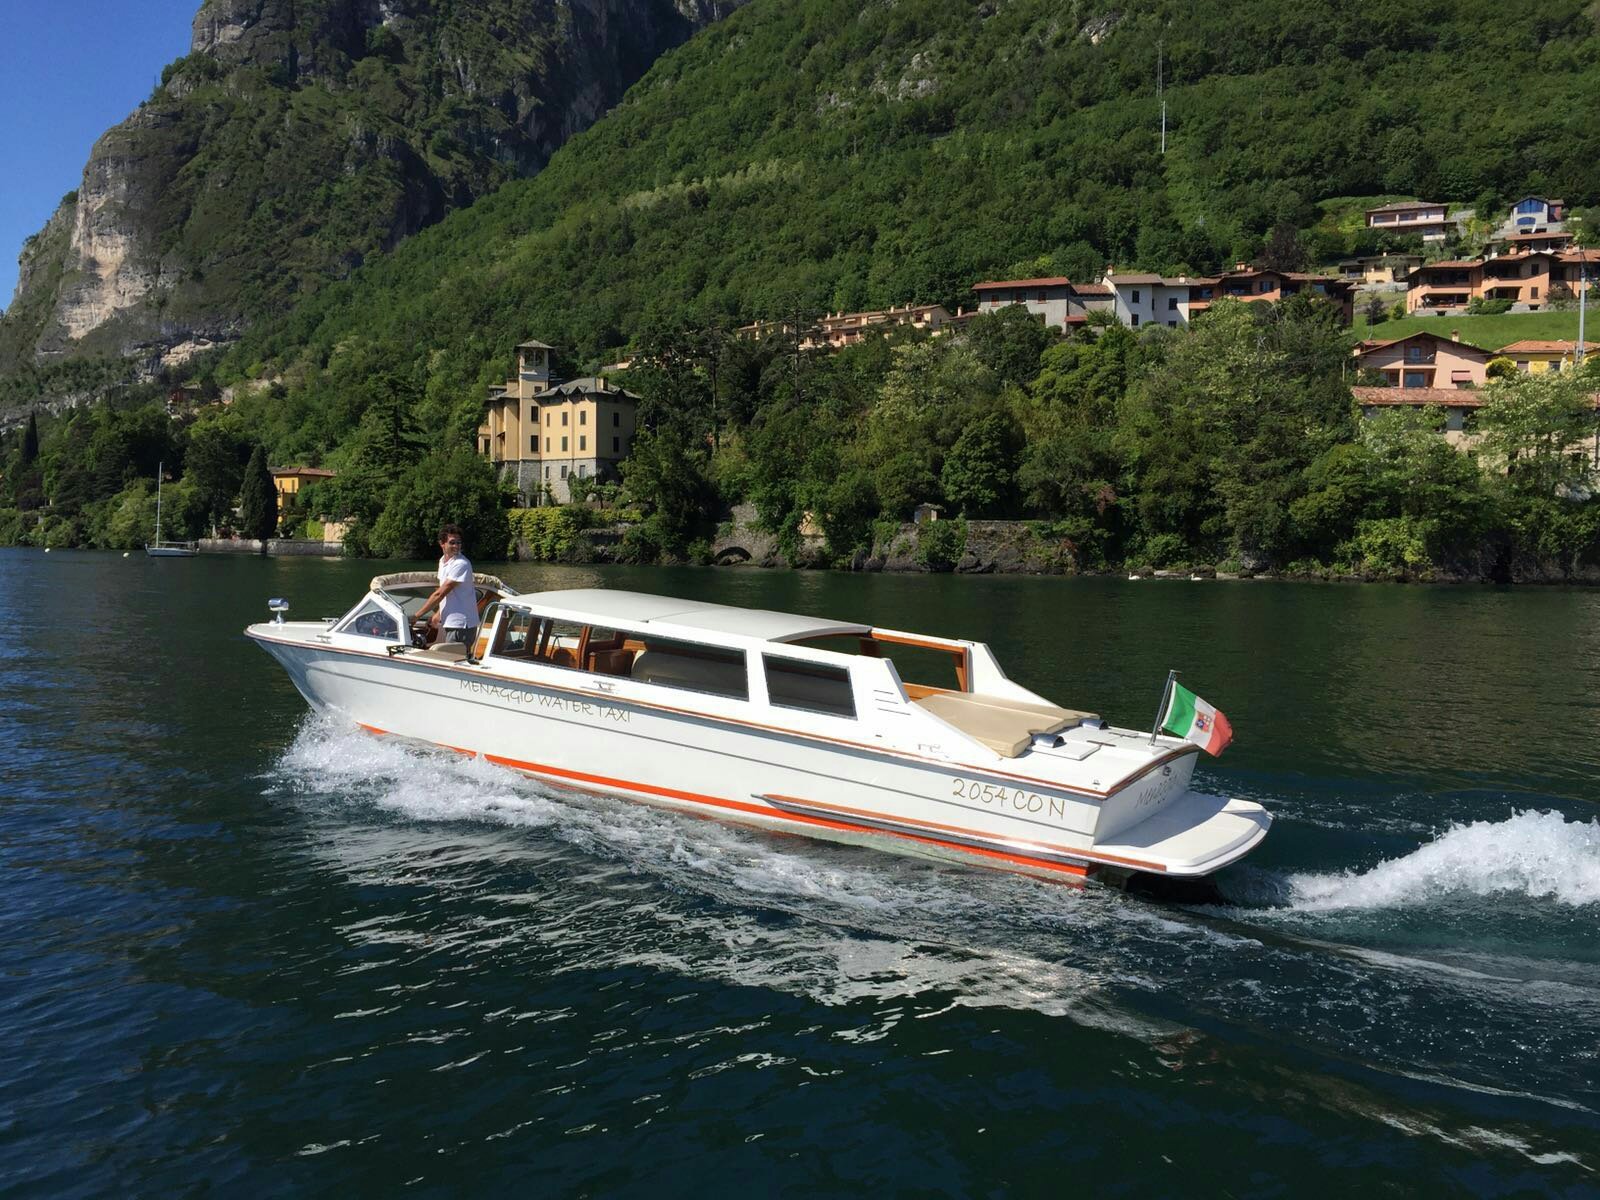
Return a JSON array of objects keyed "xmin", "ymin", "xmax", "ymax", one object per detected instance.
[{"xmin": 1157, "ymin": 41, "xmax": 1166, "ymax": 155}]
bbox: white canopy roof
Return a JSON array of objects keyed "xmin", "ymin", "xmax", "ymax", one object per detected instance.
[{"xmin": 508, "ymin": 588, "xmax": 868, "ymax": 644}]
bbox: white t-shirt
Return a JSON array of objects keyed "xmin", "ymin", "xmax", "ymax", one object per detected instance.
[{"xmin": 438, "ymin": 554, "xmax": 476, "ymax": 628}]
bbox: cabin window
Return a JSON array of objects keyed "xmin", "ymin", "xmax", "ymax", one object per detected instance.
[
  {"xmin": 763, "ymin": 656, "xmax": 856, "ymax": 719},
  {"xmin": 338, "ymin": 600, "xmax": 399, "ymax": 641},
  {"xmin": 612, "ymin": 411, "xmax": 620, "ymax": 427},
  {"xmin": 579, "ymin": 410, "xmax": 587, "ymax": 425},
  {"xmin": 631, "ymin": 636, "xmax": 749, "ymax": 700}
]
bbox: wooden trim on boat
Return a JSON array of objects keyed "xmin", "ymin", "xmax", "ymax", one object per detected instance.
[
  {"xmin": 869, "ymin": 629, "xmax": 972, "ymax": 691},
  {"xmin": 249, "ymin": 628, "xmax": 1197, "ymax": 799}
]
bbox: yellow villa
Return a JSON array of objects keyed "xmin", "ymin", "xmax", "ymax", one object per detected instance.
[
  {"xmin": 268, "ymin": 465, "xmax": 336, "ymax": 517},
  {"xmin": 1498, "ymin": 340, "xmax": 1599, "ymax": 375},
  {"xmin": 477, "ymin": 339, "xmax": 640, "ymax": 504}
]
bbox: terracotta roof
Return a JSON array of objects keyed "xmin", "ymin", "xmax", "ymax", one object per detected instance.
[
  {"xmin": 1162, "ymin": 276, "xmax": 1218, "ymax": 286},
  {"xmin": 1354, "ymin": 330, "xmax": 1491, "ymax": 357},
  {"xmin": 1071, "ymin": 282, "xmax": 1112, "ymax": 295},
  {"xmin": 1413, "ymin": 260, "xmax": 1482, "ymax": 270},
  {"xmin": 1366, "ymin": 200, "xmax": 1446, "ymax": 214},
  {"xmin": 1501, "ymin": 230, "xmax": 1571, "ymax": 242},
  {"xmin": 1353, "ymin": 385, "xmax": 1600, "ymax": 408},
  {"xmin": 1560, "ymin": 249, "xmax": 1600, "ymax": 264},
  {"xmin": 1499, "ymin": 340, "xmax": 1600, "ymax": 355},
  {"xmin": 973, "ymin": 276, "xmax": 1072, "ymax": 290},
  {"xmin": 269, "ymin": 465, "xmax": 337, "ymax": 478},
  {"xmin": 1352, "ymin": 386, "xmax": 1487, "ymax": 407}
]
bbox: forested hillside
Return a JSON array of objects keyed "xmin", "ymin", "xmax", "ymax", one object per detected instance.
[
  {"xmin": 5, "ymin": 0, "xmax": 1600, "ymax": 578},
  {"xmin": 0, "ymin": 0, "xmax": 740, "ymax": 380},
  {"xmin": 218, "ymin": 0, "xmax": 1600, "ymax": 403}
]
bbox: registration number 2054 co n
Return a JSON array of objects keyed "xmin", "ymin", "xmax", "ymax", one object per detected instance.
[{"xmin": 949, "ymin": 777, "xmax": 1070, "ymax": 821}]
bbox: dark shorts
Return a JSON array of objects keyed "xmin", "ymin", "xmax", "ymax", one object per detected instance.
[{"xmin": 441, "ymin": 625, "xmax": 479, "ymax": 647}]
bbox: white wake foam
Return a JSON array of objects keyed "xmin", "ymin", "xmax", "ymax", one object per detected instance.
[{"xmin": 1285, "ymin": 810, "xmax": 1600, "ymax": 911}]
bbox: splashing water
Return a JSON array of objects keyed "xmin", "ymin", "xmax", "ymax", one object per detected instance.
[{"xmin": 1284, "ymin": 811, "xmax": 1600, "ymax": 912}]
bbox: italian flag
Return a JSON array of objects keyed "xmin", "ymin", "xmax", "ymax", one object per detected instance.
[{"xmin": 1161, "ymin": 681, "xmax": 1233, "ymax": 756}]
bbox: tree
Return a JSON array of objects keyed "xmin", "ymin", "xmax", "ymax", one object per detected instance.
[
  {"xmin": 326, "ymin": 370, "xmax": 425, "ymax": 526},
  {"xmin": 21, "ymin": 411, "xmax": 39, "ymax": 466},
  {"xmin": 369, "ymin": 446, "xmax": 510, "ymax": 559},
  {"xmin": 941, "ymin": 412, "xmax": 1016, "ymax": 517},
  {"xmin": 965, "ymin": 306, "xmax": 1055, "ymax": 387},
  {"xmin": 1476, "ymin": 371, "xmax": 1597, "ymax": 498},
  {"xmin": 1256, "ymin": 222, "xmax": 1309, "ymax": 273},
  {"xmin": 238, "ymin": 443, "xmax": 278, "ymax": 539},
  {"xmin": 1363, "ymin": 296, "xmax": 1388, "ymax": 327},
  {"xmin": 183, "ymin": 423, "xmax": 247, "ymax": 529}
]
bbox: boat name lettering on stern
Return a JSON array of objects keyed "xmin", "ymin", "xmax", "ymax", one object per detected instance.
[
  {"xmin": 949, "ymin": 777, "xmax": 1067, "ymax": 821},
  {"xmin": 459, "ymin": 679, "xmax": 630, "ymax": 722}
]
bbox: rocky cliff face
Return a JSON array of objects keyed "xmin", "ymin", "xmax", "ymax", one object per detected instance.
[{"xmin": 1, "ymin": 0, "xmax": 740, "ymax": 374}]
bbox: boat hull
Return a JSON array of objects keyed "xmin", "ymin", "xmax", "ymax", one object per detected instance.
[{"xmin": 251, "ymin": 629, "xmax": 1268, "ymax": 884}]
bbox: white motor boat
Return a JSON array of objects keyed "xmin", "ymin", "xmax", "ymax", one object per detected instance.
[{"xmin": 248, "ymin": 575, "xmax": 1270, "ymax": 885}]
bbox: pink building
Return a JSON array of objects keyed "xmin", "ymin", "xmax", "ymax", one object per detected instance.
[{"xmin": 1352, "ymin": 330, "xmax": 1492, "ymax": 390}]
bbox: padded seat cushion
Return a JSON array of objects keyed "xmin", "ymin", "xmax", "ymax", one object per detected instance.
[{"xmin": 916, "ymin": 692, "xmax": 1098, "ymax": 758}]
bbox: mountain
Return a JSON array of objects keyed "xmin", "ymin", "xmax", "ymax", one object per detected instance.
[
  {"xmin": 0, "ymin": 0, "xmax": 741, "ymax": 375},
  {"xmin": 213, "ymin": 0, "xmax": 1599, "ymax": 421}
]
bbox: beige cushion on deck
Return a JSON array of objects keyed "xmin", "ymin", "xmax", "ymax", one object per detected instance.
[
  {"xmin": 415, "ymin": 641, "xmax": 469, "ymax": 663},
  {"xmin": 916, "ymin": 692, "xmax": 1098, "ymax": 758}
]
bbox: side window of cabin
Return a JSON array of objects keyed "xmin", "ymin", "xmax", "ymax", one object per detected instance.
[
  {"xmin": 491, "ymin": 608, "xmax": 537, "ymax": 658},
  {"xmin": 763, "ymin": 656, "xmax": 856, "ymax": 719},
  {"xmin": 631, "ymin": 636, "xmax": 749, "ymax": 700},
  {"xmin": 339, "ymin": 600, "xmax": 399, "ymax": 641}
]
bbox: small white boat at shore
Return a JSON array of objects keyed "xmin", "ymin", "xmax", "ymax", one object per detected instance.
[
  {"xmin": 144, "ymin": 461, "xmax": 197, "ymax": 558},
  {"xmin": 248, "ymin": 575, "xmax": 1270, "ymax": 885}
]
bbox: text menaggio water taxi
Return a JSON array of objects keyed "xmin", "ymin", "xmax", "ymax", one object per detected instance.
[{"xmin": 248, "ymin": 575, "xmax": 1270, "ymax": 885}]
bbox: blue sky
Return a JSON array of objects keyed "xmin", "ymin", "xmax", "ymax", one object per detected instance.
[{"xmin": 0, "ymin": 1, "xmax": 197, "ymax": 310}]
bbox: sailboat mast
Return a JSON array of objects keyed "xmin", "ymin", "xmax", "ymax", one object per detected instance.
[{"xmin": 155, "ymin": 461, "xmax": 163, "ymax": 543}]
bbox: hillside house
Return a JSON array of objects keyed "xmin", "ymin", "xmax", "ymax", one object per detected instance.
[
  {"xmin": 1499, "ymin": 340, "xmax": 1599, "ymax": 374},
  {"xmin": 1490, "ymin": 230, "xmax": 1573, "ymax": 257},
  {"xmin": 737, "ymin": 304, "xmax": 962, "ymax": 350},
  {"xmin": 1365, "ymin": 200, "xmax": 1452, "ymax": 242},
  {"xmin": 970, "ymin": 277, "xmax": 1086, "ymax": 329},
  {"xmin": 476, "ymin": 340, "xmax": 639, "ymax": 504},
  {"xmin": 1337, "ymin": 254, "xmax": 1424, "ymax": 286},
  {"xmin": 1502, "ymin": 196, "xmax": 1565, "ymax": 234},
  {"xmin": 1349, "ymin": 387, "xmax": 1486, "ymax": 448},
  {"xmin": 1103, "ymin": 273, "xmax": 1214, "ymax": 328},
  {"xmin": 1404, "ymin": 251, "xmax": 1595, "ymax": 313},
  {"xmin": 1098, "ymin": 266, "xmax": 1354, "ymax": 329},
  {"xmin": 269, "ymin": 466, "xmax": 336, "ymax": 518},
  {"xmin": 1353, "ymin": 331, "xmax": 1491, "ymax": 389}
]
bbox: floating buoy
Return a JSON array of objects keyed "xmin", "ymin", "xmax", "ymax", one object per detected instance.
[
  {"xmin": 43, "ymin": 547, "xmax": 51, "ymax": 553},
  {"xmin": 123, "ymin": 551, "xmax": 130, "ymax": 557}
]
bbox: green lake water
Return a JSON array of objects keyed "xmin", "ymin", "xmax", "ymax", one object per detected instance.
[{"xmin": 3, "ymin": 548, "xmax": 1598, "ymax": 1196}]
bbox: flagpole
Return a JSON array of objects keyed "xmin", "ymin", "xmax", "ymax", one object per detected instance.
[{"xmin": 1149, "ymin": 669, "xmax": 1177, "ymax": 744}]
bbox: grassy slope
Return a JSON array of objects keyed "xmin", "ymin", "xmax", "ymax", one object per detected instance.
[{"xmin": 1354, "ymin": 310, "xmax": 1587, "ymax": 350}]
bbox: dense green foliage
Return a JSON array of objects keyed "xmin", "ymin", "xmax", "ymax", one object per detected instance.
[
  {"xmin": 6, "ymin": 0, "xmax": 1600, "ymax": 574},
  {"xmin": 238, "ymin": 444, "xmax": 278, "ymax": 539}
]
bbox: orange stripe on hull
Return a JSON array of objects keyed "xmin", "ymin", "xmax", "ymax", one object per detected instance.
[{"xmin": 353, "ymin": 722, "xmax": 1093, "ymax": 881}]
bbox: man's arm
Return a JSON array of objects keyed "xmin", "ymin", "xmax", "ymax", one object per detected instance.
[{"xmin": 415, "ymin": 578, "xmax": 459, "ymax": 619}]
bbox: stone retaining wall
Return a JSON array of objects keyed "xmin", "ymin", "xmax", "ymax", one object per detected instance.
[{"xmin": 198, "ymin": 538, "xmax": 343, "ymax": 557}]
